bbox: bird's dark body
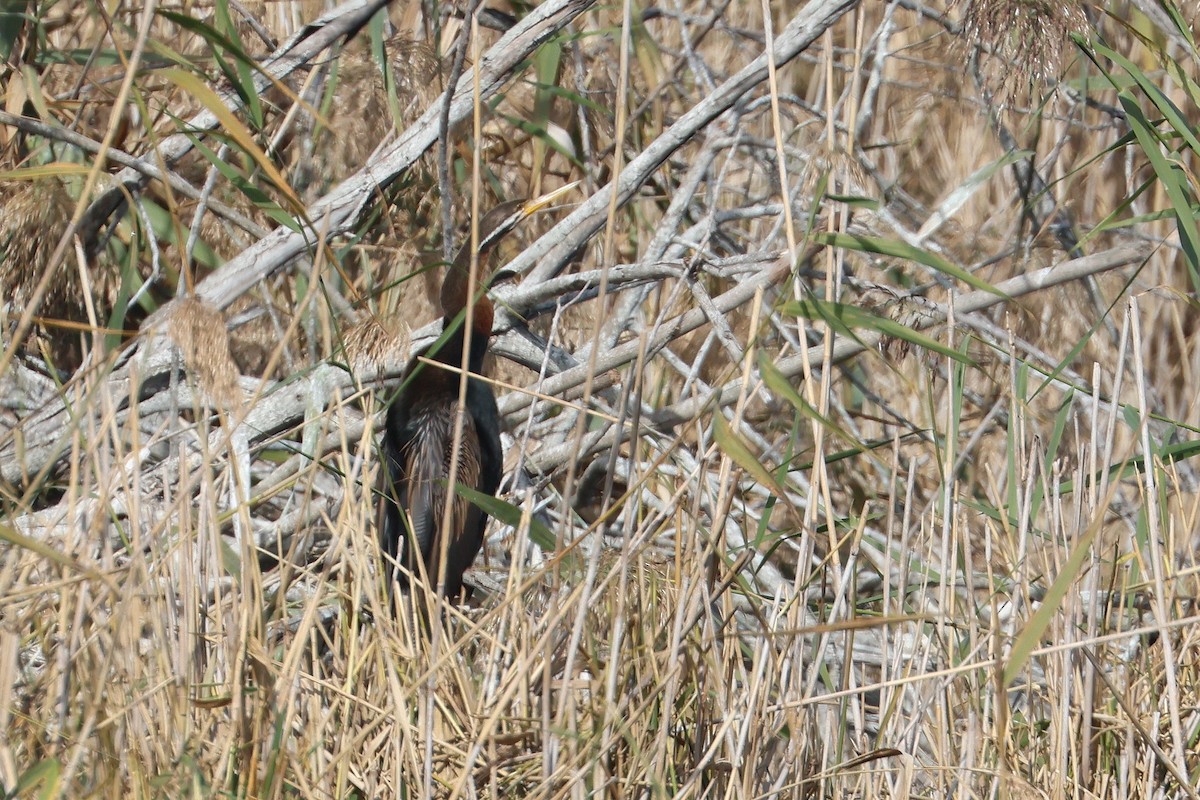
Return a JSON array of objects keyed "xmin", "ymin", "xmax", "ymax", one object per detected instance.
[
  {"xmin": 379, "ymin": 195, "xmax": 567, "ymax": 600},
  {"xmin": 381, "ymin": 324, "xmax": 502, "ymax": 599}
]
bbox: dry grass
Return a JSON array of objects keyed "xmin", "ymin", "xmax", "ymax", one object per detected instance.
[{"xmin": 2, "ymin": 0, "xmax": 1200, "ymax": 797}]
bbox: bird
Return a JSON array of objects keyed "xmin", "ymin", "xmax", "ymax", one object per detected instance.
[{"xmin": 380, "ymin": 187, "xmax": 571, "ymax": 599}]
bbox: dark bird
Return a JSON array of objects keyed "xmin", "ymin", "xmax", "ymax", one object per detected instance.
[{"xmin": 380, "ymin": 187, "xmax": 570, "ymax": 599}]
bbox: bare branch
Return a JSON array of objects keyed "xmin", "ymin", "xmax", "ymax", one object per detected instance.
[
  {"xmin": 523, "ymin": 243, "xmax": 1149, "ymax": 476},
  {"xmin": 498, "ymin": 0, "xmax": 862, "ymax": 286},
  {"xmin": 77, "ymin": 0, "xmax": 394, "ymax": 241},
  {"xmin": 186, "ymin": 0, "xmax": 599, "ymax": 313}
]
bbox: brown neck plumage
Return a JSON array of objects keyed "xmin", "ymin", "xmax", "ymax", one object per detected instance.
[
  {"xmin": 440, "ymin": 239, "xmax": 496, "ymax": 339},
  {"xmin": 440, "ymin": 200, "xmax": 527, "ymax": 339}
]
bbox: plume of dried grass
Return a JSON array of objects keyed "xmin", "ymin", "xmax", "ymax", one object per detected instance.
[{"xmin": 957, "ymin": 0, "xmax": 1090, "ymax": 104}]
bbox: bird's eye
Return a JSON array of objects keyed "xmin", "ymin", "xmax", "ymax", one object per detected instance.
[{"xmin": 488, "ymin": 269, "xmax": 519, "ymax": 288}]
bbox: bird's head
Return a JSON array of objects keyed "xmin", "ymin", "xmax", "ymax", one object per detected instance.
[{"xmin": 440, "ymin": 184, "xmax": 576, "ymax": 335}]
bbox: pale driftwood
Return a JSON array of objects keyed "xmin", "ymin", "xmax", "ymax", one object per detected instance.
[
  {"xmin": 521, "ymin": 243, "xmax": 1149, "ymax": 475},
  {"xmin": 78, "ymin": 0, "xmax": 393, "ymax": 238},
  {"xmin": 655, "ymin": 243, "xmax": 1149, "ymax": 427},
  {"xmin": 184, "ymin": 0, "xmax": 599, "ymax": 314},
  {"xmin": 498, "ymin": 0, "xmax": 862, "ymax": 289},
  {"xmin": 0, "ymin": 258, "xmax": 665, "ymax": 486}
]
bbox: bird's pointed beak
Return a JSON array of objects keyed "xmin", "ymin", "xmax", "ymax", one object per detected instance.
[
  {"xmin": 520, "ymin": 181, "xmax": 579, "ymax": 218},
  {"xmin": 479, "ymin": 183, "xmax": 579, "ymax": 289}
]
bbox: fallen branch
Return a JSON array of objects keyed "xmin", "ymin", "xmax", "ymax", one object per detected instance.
[
  {"xmin": 77, "ymin": 0, "xmax": 393, "ymax": 241},
  {"xmin": 187, "ymin": 0, "xmax": 598, "ymax": 313},
  {"xmin": 523, "ymin": 243, "xmax": 1150, "ymax": 475},
  {"xmin": 495, "ymin": 0, "xmax": 861, "ymax": 288}
]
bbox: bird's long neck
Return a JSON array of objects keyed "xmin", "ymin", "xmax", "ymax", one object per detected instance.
[{"xmin": 437, "ymin": 245, "xmax": 494, "ymax": 372}]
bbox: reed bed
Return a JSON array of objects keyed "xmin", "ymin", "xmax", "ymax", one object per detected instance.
[{"xmin": 1, "ymin": 1, "xmax": 1198, "ymax": 797}]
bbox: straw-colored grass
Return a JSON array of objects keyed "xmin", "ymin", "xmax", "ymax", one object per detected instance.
[{"xmin": 2, "ymin": 0, "xmax": 1199, "ymax": 797}]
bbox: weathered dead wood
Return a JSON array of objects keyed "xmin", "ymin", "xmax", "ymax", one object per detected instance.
[
  {"xmin": 0, "ymin": 261, "xmax": 661, "ymax": 486},
  {"xmin": 656, "ymin": 243, "xmax": 1151, "ymax": 427},
  {"xmin": 0, "ymin": 111, "xmax": 268, "ymax": 238},
  {"xmin": 495, "ymin": 0, "xmax": 863, "ymax": 290},
  {"xmin": 184, "ymin": 0, "xmax": 598, "ymax": 313},
  {"xmin": 521, "ymin": 243, "xmax": 1150, "ymax": 475},
  {"xmin": 77, "ymin": 0, "xmax": 394, "ymax": 242}
]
